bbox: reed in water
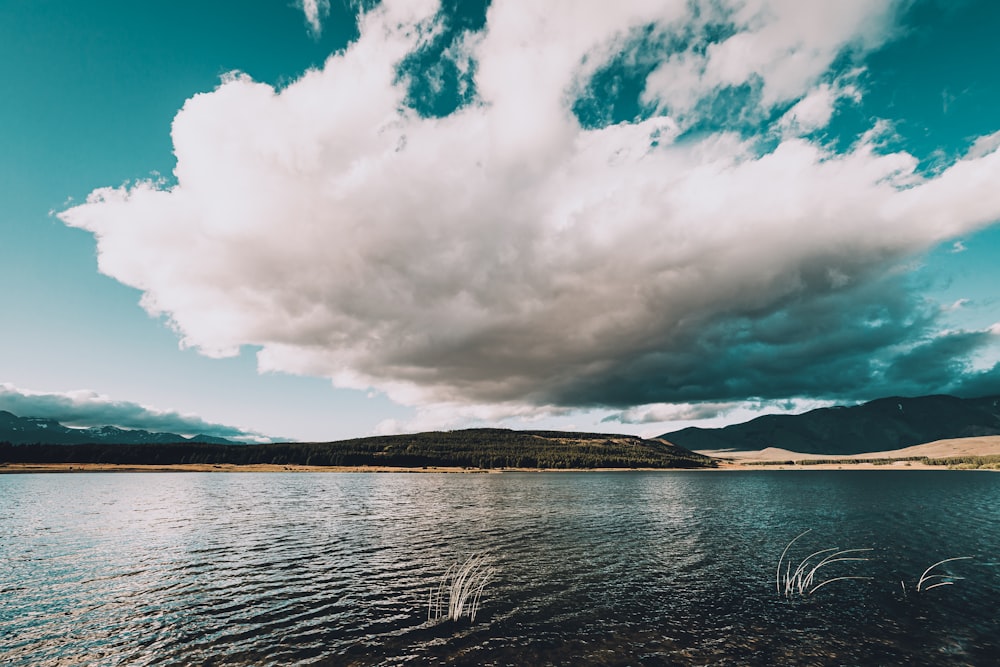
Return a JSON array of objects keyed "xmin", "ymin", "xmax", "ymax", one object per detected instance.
[
  {"xmin": 428, "ymin": 553, "xmax": 498, "ymax": 623},
  {"xmin": 776, "ymin": 530, "xmax": 872, "ymax": 598}
]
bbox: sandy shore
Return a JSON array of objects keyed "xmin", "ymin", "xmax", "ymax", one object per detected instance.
[
  {"xmin": 699, "ymin": 435, "xmax": 1000, "ymax": 470},
  {"xmin": 0, "ymin": 460, "xmax": 991, "ymax": 473},
  {"xmin": 0, "ymin": 463, "xmax": 497, "ymax": 474},
  {"xmin": 0, "ymin": 463, "xmax": 690, "ymax": 474},
  {"xmin": 711, "ymin": 459, "xmax": 944, "ymax": 470}
]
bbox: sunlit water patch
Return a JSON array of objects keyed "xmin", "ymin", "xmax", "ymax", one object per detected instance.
[{"xmin": 1, "ymin": 471, "xmax": 997, "ymax": 665}]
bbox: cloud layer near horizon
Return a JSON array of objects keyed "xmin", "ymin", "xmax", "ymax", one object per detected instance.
[
  {"xmin": 60, "ymin": 0, "xmax": 1000, "ymax": 424},
  {"xmin": 0, "ymin": 384, "xmax": 269, "ymax": 442}
]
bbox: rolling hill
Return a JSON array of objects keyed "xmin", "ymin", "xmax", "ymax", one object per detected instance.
[{"xmin": 1, "ymin": 427, "xmax": 713, "ymax": 469}]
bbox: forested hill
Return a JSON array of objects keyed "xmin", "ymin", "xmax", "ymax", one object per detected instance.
[
  {"xmin": 661, "ymin": 394, "xmax": 1000, "ymax": 456},
  {"xmin": 0, "ymin": 428, "xmax": 715, "ymax": 469}
]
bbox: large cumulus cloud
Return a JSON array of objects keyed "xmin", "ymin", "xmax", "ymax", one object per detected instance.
[{"xmin": 59, "ymin": 0, "xmax": 1000, "ymax": 424}]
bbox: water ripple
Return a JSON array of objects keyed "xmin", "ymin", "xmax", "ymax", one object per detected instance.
[{"xmin": 1, "ymin": 471, "xmax": 997, "ymax": 665}]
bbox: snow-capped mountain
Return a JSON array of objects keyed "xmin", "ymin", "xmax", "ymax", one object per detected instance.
[{"xmin": 0, "ymin": 411, "xmax": 234, "ymax": 445}]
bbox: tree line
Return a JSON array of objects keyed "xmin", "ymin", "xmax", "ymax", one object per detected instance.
[{"xmin": 0, "ymin": 429, "xmax": 715, "ymax": 469}]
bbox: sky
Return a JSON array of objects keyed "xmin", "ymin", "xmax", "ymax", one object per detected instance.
[{"xmin": 2, "ymin": 0, "xmax": 1000, "ymax": 443}]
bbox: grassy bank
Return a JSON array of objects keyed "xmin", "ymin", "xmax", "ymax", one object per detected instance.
[{"xmin": 737, "ymin": 455, "xmax": 1000, "ymax": 470}]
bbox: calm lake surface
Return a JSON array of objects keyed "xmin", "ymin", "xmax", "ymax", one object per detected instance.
[{"xmin": 1, "ymin": 471, "xmax": 998, "ymax": 666}]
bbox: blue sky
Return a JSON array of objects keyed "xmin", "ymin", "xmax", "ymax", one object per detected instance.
[{"xmin": 2, "ymin": 0, "xmax": 999, "ymax": 442}]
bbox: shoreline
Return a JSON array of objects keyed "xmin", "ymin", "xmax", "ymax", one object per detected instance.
[
  {"xmin": 1, "ymin": 460, "xmax": 990, "ymax": 474},
  {"xmin": 711, "ymin": 460, "xmax": 949, "ymax": 471},
  {"xmin": 0, "ymin": 463, "xmax": 496, "ymax": 474}
]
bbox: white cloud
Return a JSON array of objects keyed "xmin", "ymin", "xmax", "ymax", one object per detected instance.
[
  {"xmin": 59, "ymin": 0, "xmax": 1000, "ymax": 420},
  {"xmin": 373, "ymin": 400, "xmax": 576, "ymax": 436},
  {"xmin": 605, "ymin": 402, "xmax": 741, "ymax": 424},
  {"xmin": 643, "ymin": 0, "xmax": 899, "ymax": 118},
  {"xmin": 966, "ymin": 129, "xmax": 1000, "ymax": 159},
  {"xmin": 604, "ymin": 398, "xmax": 840, "ymax": 428},
  {"xmin": 0, "ymin": 383, "xmax": 270, "ymax": 442},
  {"xmin": 777, "ymin": 75, "xmax": 862, "ymax": 136},
  {"xmin": 298, "ymin": 0, "xmax": 331, "ymax": 36},
  {"xmin": 944, "ymin": 298, "xmax": 970, "ymax": 312}
]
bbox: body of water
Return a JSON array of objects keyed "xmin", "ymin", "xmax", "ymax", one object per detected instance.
[{"xmin": 1, "ymin": 470, "xmax": 998, "ymax": 665}]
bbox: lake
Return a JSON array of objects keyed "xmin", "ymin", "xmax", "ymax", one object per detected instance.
[{"xmin": 1, "ymin": 471, "xmax": 997, "ymax": 665}]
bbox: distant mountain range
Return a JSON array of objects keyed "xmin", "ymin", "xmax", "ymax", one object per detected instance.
[
  {"xmin": 7, "ymin": 393, "xmax": 1000, "ymax": 459},
  {"xmin": 661, "ymin": 395, "xmax": 1000, "ymax": 456},
  {"xmin": 0, "ymin": 411, "xmax": 236, "ymax": 445}
]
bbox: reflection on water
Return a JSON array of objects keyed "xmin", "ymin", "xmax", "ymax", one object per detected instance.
[{"xmin": 1, "ymin": 471, "xmax": 997, "ymax": 665}]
